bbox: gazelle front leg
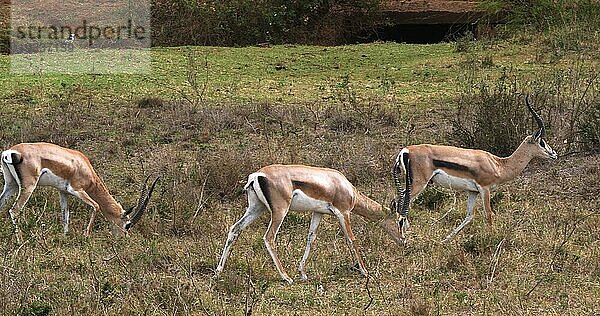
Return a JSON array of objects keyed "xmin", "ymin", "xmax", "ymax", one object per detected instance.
[
  {"xmin": 66, "ymin": 188, "xmax": 100, "ymax": 236},
  {"xmin": 59, "ymin": 192, "xmax": 69, "ymax": 234},
  {"xmin": 481, "ymin": 187, "xmax": 494, "ymax": 226},
  {"xmin": 298, "ymin": 212, "xmax": 324, "ymax": 281},
  {"xmin": 330, "ymin": 207, "xmax": 367, "ymax": 277}
]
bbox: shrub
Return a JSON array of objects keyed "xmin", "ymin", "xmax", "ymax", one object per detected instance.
[
  {"xmin": 450, "ymin": 65, "xmax": 600, "ymax": 155},
  {"xmin": 579, "ymin": 100, "xmax": 600, "ymax": 153},
  {"xmin": 151, "ymin": 0, "xmax": 381, "ymax": 46},
  {"xmin": 18, "ymin": 302, "xmax": 51, "ymax": 316},
  {"xmin": 450, "ymin": 74, "xmax": 532, "ymax": 157}
]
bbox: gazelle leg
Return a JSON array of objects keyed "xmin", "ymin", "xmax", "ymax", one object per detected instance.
[
  {"xmin": 330, "ymin": 207, "xmax": 367, "ymax": 277},
  {"xmin": 298, "ymin": 212, "xmax": 324, "ymax": 281},
  {"xmin": 8, "ymin": 184, "xmax": 37, "ymax": 244},
  {"xmin": 481, "ymin": 187, "xmax": 494, "ymax": 226},
  {"xmin": 59, "ymin": 191, "xmax": 69, "ymax": 234},
  {"xmin": 442, "ymin": 191, "xmax": 478, "ymax": 242},
  {"xmin": 263, "ymin": 205, "xmax": 293, "ymax": 284},
  {"xmin": 67, "ymin": 188, "xmax": 100, "ymax": 236},
  {"xmin": 215, "ymin": 205, "xmax": 265, "ymax": 276},
  {"xmin": 0, "ymin": 183, "xmax": 18, "ymax": 210}
]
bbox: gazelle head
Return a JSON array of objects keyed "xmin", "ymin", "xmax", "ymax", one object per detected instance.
[
  {"xmin": 387, "ymin": 198, "xmax": 409, "ymax": 242},
  {"xmin": 120, "ymin": 175, "xmax": 160, "ymax": 232},
  {"xmin": 525, "ymin": 95, "xmax": 558, "ymax": 160},
  {"xmin": 375, "ymin": 205, "xmax": 405, "ymax": 244}
]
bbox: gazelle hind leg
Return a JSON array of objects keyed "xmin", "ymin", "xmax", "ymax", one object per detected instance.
[
  {"xmin": 0, "ymin": 163, "xmax": 18, "ymax": 209},
  {"xmin": 399, "ymin": 179, "xmax": 428, "ymax": 238},
  {"xmin": 263, "ymin": 205, "xmax": 293, "ymax": 284},
  {"xmin": 0, "ymin": 183, "xmax": 18, "ymax": 210},
  {"xmin": 215, "ymin": 205, "xmax": 265, "ymax": 276},
  {"xmin": 8, "ymin": 185, "xmax": 37, "ymax": 244},
  {"xmin": 298, "ymin": 212, "xmax": 324, "ymax": 281},
  {"xmin": 442, "ymin": 191, "xmax": 478, "ymax": 242}
]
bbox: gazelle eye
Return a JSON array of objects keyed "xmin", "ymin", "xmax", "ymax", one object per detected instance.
[{"xmin": 540, "ymin": 139, "xmax": 546, "ymax": 147}]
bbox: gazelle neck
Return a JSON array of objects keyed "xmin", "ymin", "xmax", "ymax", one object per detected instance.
[
  {"xmin": 498, "ymin": 138, "xmax": 536, "ymax": 183},
  {"xmin": 353, "ymin": 191, "xmax": 386, "ymax": 221},
  {"xmin": 87, "ymin": 179, "xmax": 124, "ymax": 219},
  {"xmin": 353, "ymin": 190, "xmax": 403, "ymax": 244}
]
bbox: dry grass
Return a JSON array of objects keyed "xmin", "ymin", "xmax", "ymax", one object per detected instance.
[{"xmin": 0, "ymin": 41, "xmax": 599, "ymax": 315}]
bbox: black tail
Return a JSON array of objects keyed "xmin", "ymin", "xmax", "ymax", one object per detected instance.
[{"xmin": 256, "ymin": 175, "xmax": 272, "ymax": 211}]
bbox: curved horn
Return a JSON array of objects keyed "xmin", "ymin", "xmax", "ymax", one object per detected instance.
[
  {"xmin": 392, "ymin": 155, "xmax": 404, "ymax": 214},
  {"xmin": 126, "ymin": 176, "xmax": 160, "ymax": 230},
  {"xmin": 124, "ymin": 175, "xmax": 150, "ymax": 217},
  {"xmin": 525, "ymin": 95, "xmax": 545, "ymax": 138}
]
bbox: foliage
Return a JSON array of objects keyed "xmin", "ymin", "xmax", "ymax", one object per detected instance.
[
  {"xmin": 18, "ymin": 302, "xmax": 51, "ymax": 316},
  {"xmin": 481, "ymin": 0, "xmax": 600, "ymax": 31},
  {"xmin": 480, "ymin": 0, "xmax": 600, "ymax": 57},
  {"xmin": 151, "ymin": 0, "xmax": 381, "ymax": 46},
  {"xmin": 579, "ymin": 99, "xmax": 600, "ymax": 152},
  {"xmin": 450, "ymin": 63, "xmax": 600, "ymax": 156},
  {"xmin": 450, "ymin": 72, "xmax": 531, "ymax": 157}
]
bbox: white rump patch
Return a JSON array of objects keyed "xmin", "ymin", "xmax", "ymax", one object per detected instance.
[
  {"xmin": 244, "ymin": 172, "xmax": 271, "ymax": 212},
  {"xmin": 1, "ymin": 150, "xmax": 19, "ymax": 164},
  {"xmin": 244, "ymin": 172, "xmax": 267, "ymax": 191}
]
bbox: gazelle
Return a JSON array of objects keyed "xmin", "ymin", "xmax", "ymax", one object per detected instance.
[
  {"xmin": 215, "ymin": 164, "xmax": 403, "ymax": 284},
  {"xmin": 392, "ymin": 96, "xmax": 557, "ymax": 242},
  {"xmin": 0, "ymin": 142, "xmax": 158, "ymax": 243}
]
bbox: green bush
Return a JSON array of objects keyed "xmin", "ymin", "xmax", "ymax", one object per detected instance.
[
  {"xmin": 481, "ymin": 0, "xmax": 600, "ymax": 55},
  {"xmin": 151, "ymin": 0, "xmax": 381, "ymax": 46},
  {"xmin": 579, "ymin": 100, "xmax": 600, "ymax": 153},
  {"xmin": 481, "ymin": 0, "xmax": 600, "ymax": 31},
  {"xmin": 449, "ymin": 74, "xmax": 532, "ymax": 157},
  {"xmin": 18, "ymin": 302, "xmax": 51, "ymax": 316}
]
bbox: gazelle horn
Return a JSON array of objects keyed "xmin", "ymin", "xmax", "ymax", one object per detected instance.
[
  {"xmin": 525, "ymin": 95, "xmax": 545, "ymax": 138},
  {"xmin": 125, "ymin": 175, "xmax": 160, "ymax": 230}
]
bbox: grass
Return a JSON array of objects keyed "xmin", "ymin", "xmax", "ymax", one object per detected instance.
[{"xmin": 0, "ymin": 39, "xmax": 599, "ymax": 315}]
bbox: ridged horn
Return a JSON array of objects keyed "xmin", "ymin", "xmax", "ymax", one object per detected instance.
[
  {"xmin": 126, "ymin": 175, "xmax": 159, "ymax": 230},
  {"xmin": 525, "ymin": 95, "xmax": 545, "ymax": 138},
  {"xmin": 392, "ymin": 157, "xmax": 403, "ymax": 214}
]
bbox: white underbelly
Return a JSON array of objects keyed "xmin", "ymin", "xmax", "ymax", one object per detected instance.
[
  {"xmin": 289, "ymin": 189, "xmax": 335, "ymax": 214},
  {"xmin": 37, "ymin": 168, "xmax": 71, "ymax": 191},
  {"xmin": 430, "ymin": 169, "xmax": 479, "ymax": 192}
]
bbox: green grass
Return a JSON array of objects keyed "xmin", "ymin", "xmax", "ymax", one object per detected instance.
[
  {"xmin": 1, "ymin": 41, "xmax": 578, "ymax": 108},
  {"xmin": 0, "ymin": 39, "xmax": 599, "ymax": 315}
]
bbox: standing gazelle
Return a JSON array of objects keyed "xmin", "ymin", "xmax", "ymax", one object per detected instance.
[
  {"xmin": 215, "ymin": 164, "xmax": 403, "ymax": 284},
  {"xmin": 392, "ymin": 96, "xmax": 557, "ymax": 242},
  {"xmin": 0, "ymin": 142, "xmax": 158, "ymax": 243}
]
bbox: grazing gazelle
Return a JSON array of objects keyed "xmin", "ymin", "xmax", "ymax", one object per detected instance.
[
  {"xmin": 392, "ymin": 96, "xmax": 557, "ymax": 242},
  {"xmin": 0, "ymin": 142, "xmax": 158, "ymax": 243},
  {"xmin": 215, "ymin": 164, "xmax": 403, "ymax": 284}
]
